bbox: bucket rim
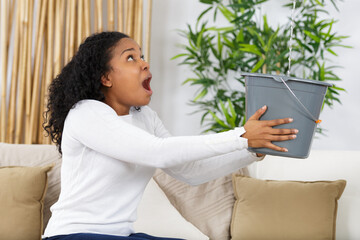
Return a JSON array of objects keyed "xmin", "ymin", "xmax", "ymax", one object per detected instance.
[{"xmin": 241, "ymin": 72, "xmax": 333, "ymax": 87}]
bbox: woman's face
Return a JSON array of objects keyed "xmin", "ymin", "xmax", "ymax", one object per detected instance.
[{"xmin": 101, "ymin": 38, "xmax": 152, "ymax": 115}]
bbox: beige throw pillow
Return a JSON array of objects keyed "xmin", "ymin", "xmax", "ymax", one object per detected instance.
[
  {"xmin": 153, "ymin": 168, "xmax": 249, "ymax": 240},
  {"xmin": 231, "ymin": 175, "xmax": 346, "ymax": 240},
  {"xmin": 0, "ymin": 165, "xmax": 53, "ymax": 240},
  {"xmin": 0, "ymin": 143, "xmax": 62, "ymax": 231}
]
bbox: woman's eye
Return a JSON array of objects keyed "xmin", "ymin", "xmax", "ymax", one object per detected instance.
[
  {"xmin": 140, "ymin": 55, "xmax": 145, "ymax": 61},
  {"xmin": 127, "ymin": 55, "xmax": 134, "ymax": 61}
]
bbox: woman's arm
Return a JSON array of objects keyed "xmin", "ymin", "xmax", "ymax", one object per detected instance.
[
  {"xmin": 66, "ymin": 100, "xmax": 248, "ymax": 169},
  {"xmin": 162, "ymin": 149, "xmax": 262, "ymax": 185},
  {"xmin": 152, "ymin": 109, "xmax": 263, "ymax": 185}
]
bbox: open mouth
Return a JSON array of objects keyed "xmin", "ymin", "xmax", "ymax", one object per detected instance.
[{"xmin": 142, "ymin": 75, "xmax": 152, "ymax": 94}]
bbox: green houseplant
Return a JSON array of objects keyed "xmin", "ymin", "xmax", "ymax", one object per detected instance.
[{"xmin": 172, "ymin": 0, "xmax": 350, "ymax": 134}]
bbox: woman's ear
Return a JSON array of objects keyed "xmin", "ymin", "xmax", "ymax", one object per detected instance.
[{"xmin": 101, "ymin": 74, "xmax": 112, "ymax": 88}]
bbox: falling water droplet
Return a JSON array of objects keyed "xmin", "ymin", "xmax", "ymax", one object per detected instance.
[{"xmin": 287, "ymin": 0, "xmax": 297, "ymax": 76}]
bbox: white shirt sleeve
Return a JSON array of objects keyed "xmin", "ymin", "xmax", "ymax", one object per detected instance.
[
  {"xmin": 151, "ymin": 108, "xmax": 263, "ymax": 185},
  {"xmin": 65, "ymin": 100, "xmax": 249, "ymax": 169}
]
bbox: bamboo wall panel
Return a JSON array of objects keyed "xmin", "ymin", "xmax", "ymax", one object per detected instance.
[
  {"xmin": 25, "ymin": 0, "xmax": 35, "ymax": 141},
  {"xmin": 108, "ymin": 0, "xmax": 115, "ymax": 31},
  {"xmin": 0, "ymin": 0, "xmax": 153, "ymax": 144},
  {"xmin": 0, "ymin": 0, "xmax": 8, "ymax": 142},
  {"xmin": 117, "ymin": 0, "xmax": 124, "ymax": 32},
  {"xmin": 7, "ymin": 3, "xmax": 21, "ymax": 143}
]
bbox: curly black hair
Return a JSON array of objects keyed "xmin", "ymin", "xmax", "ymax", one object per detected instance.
[{"xmin": 44, "ymin": 31, "xmax": 129, "ymax": 154}]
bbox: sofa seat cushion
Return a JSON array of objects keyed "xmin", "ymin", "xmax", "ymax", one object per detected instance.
[{"xmin": 134, "ymin": 178, "xmax": 209, "ymax": 239}]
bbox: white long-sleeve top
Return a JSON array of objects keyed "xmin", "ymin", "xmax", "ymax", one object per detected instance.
[{"xmin": 43, "ymin": 99, "xmax": 260, "ymax": 237}]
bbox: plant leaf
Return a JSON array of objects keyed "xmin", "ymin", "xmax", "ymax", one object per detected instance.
[
  {"xmin": 219, "ymin": 100, "xmax": 234, "ymax": 127},
  {"xmin": 326, "ymin": 48, "xmax": 337, "ymax": 56},
  {"xmin": 239, "ymin": 44, "xmax": 263, "ymax": 56},
  {"xmin": 209, "ymin": 111, "xmax": 230, "ymax": 128},
  {"xmin": 194, "ymin": 88, "xmax": 208, "ymax": 101},
  {"xmin": 251, "ymin": 58, "xmax": 265, "ymax": 72},
  {"xmin": 304, "ymin": 30, "xmax": 321, "ymax": 42},
  {"xmin": 170, "ymin": 53, "xmax": 188, "ymax": 60},
  {"xmin": 197, "ymin": 6, "xmax": 213, "ymax": 23}
]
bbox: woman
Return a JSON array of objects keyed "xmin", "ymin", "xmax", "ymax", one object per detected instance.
[{"xmin": 43, "ymin": 32, "xmax": 297, "ymax": 240}]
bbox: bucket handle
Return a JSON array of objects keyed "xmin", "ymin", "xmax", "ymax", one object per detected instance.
[{"xmin": 277, "ymin": 77, "xmax": 322, "ymax": 124}]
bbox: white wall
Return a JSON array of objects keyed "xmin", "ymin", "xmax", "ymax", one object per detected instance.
[{"xmin": 149, "ymin": 0, "xmax": 360, "ymax": 151}]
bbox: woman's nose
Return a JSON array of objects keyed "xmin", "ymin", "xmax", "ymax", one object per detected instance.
[{"xmin": 142, "ymin": 60, "xmax": 150, "ymax": 71}]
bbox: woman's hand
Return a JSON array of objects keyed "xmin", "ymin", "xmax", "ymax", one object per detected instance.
[{"xmin": 242, "ymin": 105, "xmax": 298, "ymax": 152}]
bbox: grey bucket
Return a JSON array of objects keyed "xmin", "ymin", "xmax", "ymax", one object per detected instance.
[{"xmin": 243, "ymin": 72, "xmax": 332, "ymax": 158}]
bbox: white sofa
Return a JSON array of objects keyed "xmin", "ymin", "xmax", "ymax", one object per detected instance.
[
  {"xmin": 1, "ymin": 143, "xmax": 359, "ymax": 239},
  {"xmin": 137, "ymin": 150, "xmax": 360, "ymax": 240}
]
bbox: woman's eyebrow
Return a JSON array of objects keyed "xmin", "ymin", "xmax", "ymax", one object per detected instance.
[{"xmin": 120, "ymin": 47, "xmax": 142, "ymax": 56}]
